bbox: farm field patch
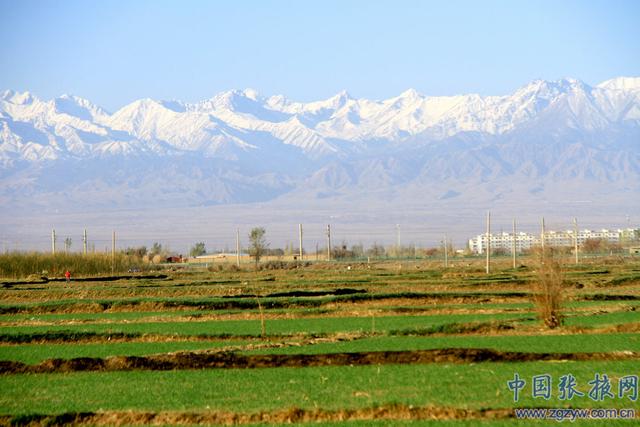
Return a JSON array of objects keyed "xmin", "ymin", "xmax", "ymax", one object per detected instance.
[
  {"xmin": 1, "ymin": 361, "xmax": 638, "ymax": 413},
  {"xmin": 241, "ymin": 332, "xmax": 640, "ymax": 355},
  {"xmin": 1, "ymin": 257, "xmax": 639, "ymax": 425}
]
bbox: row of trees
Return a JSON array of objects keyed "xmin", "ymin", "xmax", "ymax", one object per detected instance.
[
  {"xmin": 188, "ymin": 227, "xmax": 458, "ymax": 264},
  {"xmin": 125, "ymin": 232, "xmax": 633, "ymax": 265}
]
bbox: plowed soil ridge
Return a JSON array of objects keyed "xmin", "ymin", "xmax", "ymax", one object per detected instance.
[
  {"xmin": 1, "ymin": 274, "xmax": 169, "ymax": 287},
  {"xmin": 1, "ymin": 348, "xmax": 637, "ymax": 375},
  {"xmin": 0, "ymin": 291, "xmax": 530, "ymax": 314},
  {"xmin": 1, "ymin": 404, "xmax": 517, "ymax": 426}
]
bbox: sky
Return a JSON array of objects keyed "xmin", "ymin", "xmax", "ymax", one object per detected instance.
[{"xmin": 1, "ymin": 0, "xmax": 639, "ymax": 112}]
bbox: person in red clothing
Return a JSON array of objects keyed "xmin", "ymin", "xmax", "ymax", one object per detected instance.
[{"xmin": 65, "ymin": 270, "xmax": 71, "ymax": 283}]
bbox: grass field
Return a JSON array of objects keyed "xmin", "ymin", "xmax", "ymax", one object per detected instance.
[
  {"xmin": 1, "ymin": 256, "xmax": 639, "ymax": 425},
  {"xmin": 2, "ymin": 361, "xmax": 639, "ymax": 413},
  {"xmin": 2, "ymin": 333, "xmax": 638, "ymax": 364}
]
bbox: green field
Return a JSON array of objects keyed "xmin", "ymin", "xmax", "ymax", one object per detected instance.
[
  {"xmin": 1, "ymin": 257, "xmax": 639, "ymax": 425},
  {"xmin": 0, "ymin": 312, "xmax": 537, "ymax": 338},
  {"xmin": 2, "ymin": 361, "xmax": 639, "ymax": 414},
  {"xmin": 241, "ymin": 332, "xmax": 640, "ymax": 355},
  {"xmin": 2, "ymin": 332, "xmax": 638, "ymax": 364}
]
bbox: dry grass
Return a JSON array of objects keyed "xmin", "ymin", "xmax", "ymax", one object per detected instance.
[
  {"xmin": 532, "ymin": 248, "xmax": 564, "ymax": 329},
  {"xmin": 0, "ymin": 252, "xmax": 144, "ymax": 279}
]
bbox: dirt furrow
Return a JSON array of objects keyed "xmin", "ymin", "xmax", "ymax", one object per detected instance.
[
  {"xmin": 0, "ymin": 404, "xmax": 519, "ymax": 426},
  {"xmin": 1, "ymin": 348, "xmax": 638, "ymax": 375}
]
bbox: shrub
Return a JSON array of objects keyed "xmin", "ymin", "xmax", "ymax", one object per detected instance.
[
  {"xmin": 259, "ymin": 260, "xmax": 310, "ymax": 270},
  {"xmin": 531, "ymin": 248, "xmax": 564, "ymax": 329},
  {"xmin": 260, "ymin": 260, "xmax": 292, "ymax": 270},
  {"xmin": 332, "ymin": 244, "xmax": 354, "ymax": 259}
]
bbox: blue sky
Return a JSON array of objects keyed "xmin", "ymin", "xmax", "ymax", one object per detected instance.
[{"xmin": 1, "ymin": 0, "xmax": 639, "ymax": 111}]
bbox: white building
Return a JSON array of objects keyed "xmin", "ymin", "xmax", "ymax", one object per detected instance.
[
  {"xmin": 468, "ymin": 232, "xmax": 535, "ymax": 254},
  {"xmin": 468, "ymin": 228, "xmax": 637, "ymax": 254}
]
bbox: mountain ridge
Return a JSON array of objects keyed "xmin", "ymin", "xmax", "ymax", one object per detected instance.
[{"xmin": 1, "ymin": 77, "xmax": 639, "ymax": 215}]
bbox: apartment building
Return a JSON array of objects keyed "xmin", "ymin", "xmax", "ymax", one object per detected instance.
[{"xmin": 468, "ymin": 228, "xmax": 638, "ymax": 254}]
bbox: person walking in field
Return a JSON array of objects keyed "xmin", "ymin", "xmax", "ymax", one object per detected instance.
[{"xmin": 65, "ymin": 270, "xmax": 71, "ymax": 283}]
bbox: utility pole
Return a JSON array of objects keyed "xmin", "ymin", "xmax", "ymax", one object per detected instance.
[
  {"xmin": 111, "ymin": 231, "xmax": 116, "ymax": 272},
  {"xmin": 316, "ymin": 242, "xmax": 319, "ymax": 261},
  {"xmin": 83, "ymin": 229, "xmax": 87, "ymax": 256},
  {"xmin": 51, "ymin": 229, "xmax": 56, "ymax": 255},
  {"xmin": 541, "ymin": 217, "xmax": 546, "ymax": 255},
  {"xmin": 573, "ymin": 217, "xmax": 579, "ymax": 265},
  {"xmin": 485, "ymin": 212, "xmax": 491, "ymax": 274},
  {"xmin": 443, "ymin": 234, "xmax": 448, "ymax": 268},
  {"xmin": 512, "ymin": 219, "xmax": 517, "ymax": 269},
  {"xmin": 396, "ymin": 224, "xmax": 400, "ymax": 258},
  {"xmin": 298, "ymin": 223, "xmax": 303, "ymax": 260},
  {"xmin": 326, "ymin": 224, "xmax": 332, "ymax": 261},
  {"xmin": 236, "ymin": 228, "xmax": 240, "ymax": 267}
]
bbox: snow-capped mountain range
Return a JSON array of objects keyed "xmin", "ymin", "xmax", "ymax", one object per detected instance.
[{"xmin": 1, "ymin": 77, "xmax": 639, "ymax": 213}]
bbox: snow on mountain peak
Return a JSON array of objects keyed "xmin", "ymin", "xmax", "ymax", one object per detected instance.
[
  {"xmin": 198, "ymin": 89, "xmax": 264, "ymax": 112},
  {"xmin": 243, "ymin": 88, "xmax": 260, "ymax": 100},
  {"xmin": 517, "ymin": 78, "xmax": 587, "ymax": 96},
  {"xmin": 399, "ymin": 88, "xmax": 422, "ymax": 99},
  {"xmin": 1, "ymin": 90, "xmax": 15, "ymax": 101},
  {"xmin": 562, "ymin": 77, "xmax": 591, "ymax": 92},
  {"xmin": 2, "ymin": 76, "xmax": 640, "ymax": 167},
  {"xmin": 597, "ymin": 77, "xmax": 640, "ymax": 91},
  {"xmin": 265, "ymin": 94, "xmax": 292, "ymax": 110},
  {"xmin": 53, "ymin": 94, "xmax": 109, "ymax": 120},
  {"xmin": 298, "ymin": 90, "xmax": 353, "ymax": 114},
  {"xmin": 327, "ymin": 90, "xmax": 352, "ymax": 105},
  {"xmin": 1, "ymin": 90, "xmax": 35, "ymax": 105},
  {"xmin": 158, "ymin": 100, "xmax": 186, "ymax": 113}
]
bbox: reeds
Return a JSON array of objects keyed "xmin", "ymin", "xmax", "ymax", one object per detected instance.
[{"xmin": 0, "ymin": 252, "xmax": 142, "ymax": 279}]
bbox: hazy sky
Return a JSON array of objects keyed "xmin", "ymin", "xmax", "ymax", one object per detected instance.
[{"xmin": 1, "ymin": 0, "xmax": 639, "ymax": 111}]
